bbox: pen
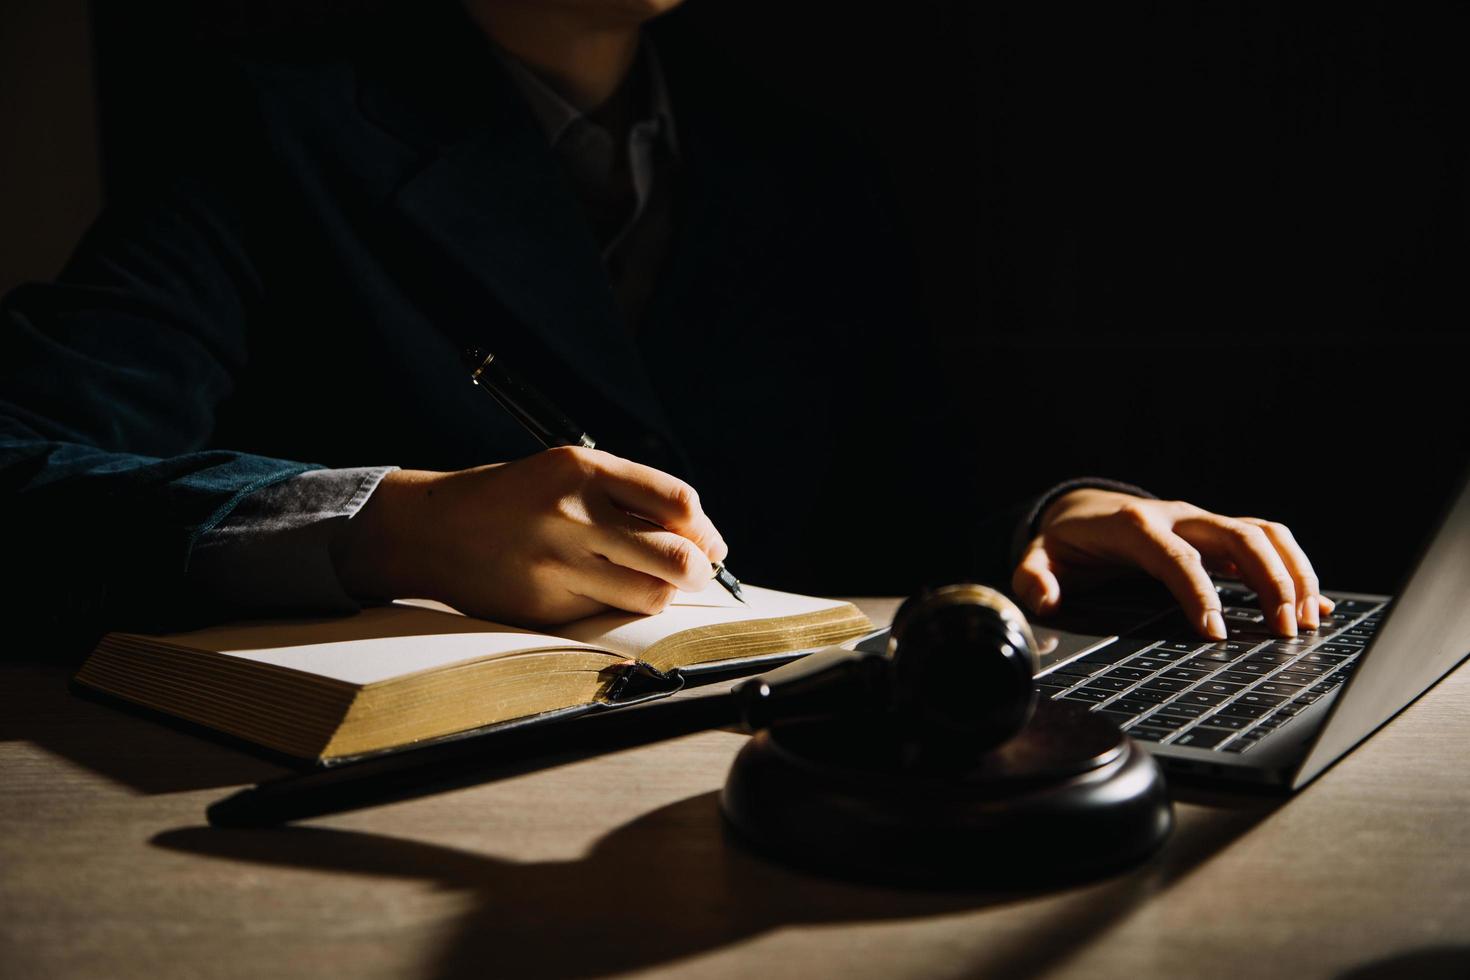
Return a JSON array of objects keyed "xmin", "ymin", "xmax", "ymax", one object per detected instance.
[{"xmin": 463, "ymin": 346, "xmax": 746, "ymax": 603}]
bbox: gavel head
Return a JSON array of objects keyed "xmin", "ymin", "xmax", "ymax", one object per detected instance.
[
  {"xmin": 734, "ymin": 583, "xmax": 1041, "ymax": 770},
  {"xmin": 887, "ymin": 583, "xmax": 1039, "ymax": 767}
]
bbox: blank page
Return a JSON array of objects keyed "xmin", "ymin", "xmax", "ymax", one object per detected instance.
[
  {"xmin": 557, "ymin": 584, "xmax": 850, "ymax": 658},
  {"xmin": 109, "ymin": 605, "xmax": 612, "ymax": 687}
]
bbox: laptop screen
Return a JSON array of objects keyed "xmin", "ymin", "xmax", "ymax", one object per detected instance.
[{"xmin": 1293, "ymin": 470, "xmax": 1470, "ymax": 788}]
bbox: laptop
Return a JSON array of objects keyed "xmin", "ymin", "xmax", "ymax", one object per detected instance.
[{"xmin": 1029, "ymin": 469, "xmax": 1470, "ymax": 790}]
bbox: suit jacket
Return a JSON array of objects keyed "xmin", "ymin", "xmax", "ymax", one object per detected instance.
[{"xmin": 0, "ymin": 3, "xmax": 1018, "ymax": 647}]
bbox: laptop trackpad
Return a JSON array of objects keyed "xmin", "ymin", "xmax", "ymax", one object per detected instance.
[{"xmin": 1034, "ymin": 625, "xmax": 1121, "ymax": 674}]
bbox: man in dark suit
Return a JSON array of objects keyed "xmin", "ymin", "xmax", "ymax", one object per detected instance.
[{"xmin": 0, "ymin": 0, "xmax": 1331, "ymax": 647}]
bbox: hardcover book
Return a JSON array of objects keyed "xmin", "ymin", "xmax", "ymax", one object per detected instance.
[{"xmin": 74, "ymin": 584, "xmax": 872, "ymax": 764}]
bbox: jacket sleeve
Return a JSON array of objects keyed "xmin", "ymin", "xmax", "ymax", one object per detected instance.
[
  {"xmin": 0, "ymin": 85, "xmax": 325, "ymax": 648},
  {"xmin": 187, "ymin": 466, "xmax": 397, "ymax": 615}
]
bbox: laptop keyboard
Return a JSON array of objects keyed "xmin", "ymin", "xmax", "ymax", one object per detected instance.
[{"xmin": 1036, "ymin": 588, "xmax": 1387, "ymax": 754}]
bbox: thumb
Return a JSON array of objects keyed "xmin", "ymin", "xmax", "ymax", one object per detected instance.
[{"xmin": 1012, "ymin": 538, "xmax": 1063, "ymax": 617}]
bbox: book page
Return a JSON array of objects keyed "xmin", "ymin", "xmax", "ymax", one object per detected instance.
[
  {"xmin": 556, "ymin": 583, "xmax": 851, "ymax": 659},
  {"xmin": 116, "ymin": 605, "xmax": 618, "ymax": 687}
]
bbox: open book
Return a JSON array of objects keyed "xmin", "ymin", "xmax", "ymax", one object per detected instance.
[{"xmin": 74, "ymin": 584, "xmax": 872, "ymax": 764}]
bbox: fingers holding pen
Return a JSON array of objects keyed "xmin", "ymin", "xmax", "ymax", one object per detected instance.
[
  {"xmin": 593, "ymin": 453, "xmax": 729, "ymax": 564},
  {"xmin": 562, "ymin": 558, "xmax": 682, "ymax": 618},
  {"xmin": 538, "ymin": 447, "xmax": 729, "ymax": 596},
  {"xmin": 358, "ymin": 449, "xmax": 734, "ymax": 627},
  {"xmin": 587, "ymin": 502, "xmax": 717, "ymax": 594}
]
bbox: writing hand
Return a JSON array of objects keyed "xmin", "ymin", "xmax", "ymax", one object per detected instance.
[
  {"xmin": 1011, "ymin": 489, "xmax": 1334, "ymax": 640},
  {"xmin": 331, "ymin": 447, "xmax": 728, "ymax": 626}
]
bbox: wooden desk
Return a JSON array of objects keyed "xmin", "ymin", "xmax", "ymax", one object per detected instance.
[{"xmin": 4, "ymin": 598, "xmax": 1470, "ymax": 980}]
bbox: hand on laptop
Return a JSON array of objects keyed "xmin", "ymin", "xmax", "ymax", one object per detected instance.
[{"xmin": 1012, "ymin": 489, "xmax": 1334, "ymax": 640}]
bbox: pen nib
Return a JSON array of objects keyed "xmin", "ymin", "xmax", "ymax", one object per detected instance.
[{"xmin": 713, "ymin": 563, "xmax": 746, "ymax": 604}]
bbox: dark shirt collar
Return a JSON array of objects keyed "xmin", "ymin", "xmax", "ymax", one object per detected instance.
[{"xmin": 493, "ymin": 38, "xmax": 679, "ymax": 161}]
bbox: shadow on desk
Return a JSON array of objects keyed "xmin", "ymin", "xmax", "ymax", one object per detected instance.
[
  {"xmin": 155, "ymin": 785, "xmax": 1280, "ymax": 980},
  {"xmin": 0, "ymin": 664, "xmax": 290, "ymax": 793},
  {"xmin": 1335, "ymin": 947, "xmax": 1470, "ymax": 979}
]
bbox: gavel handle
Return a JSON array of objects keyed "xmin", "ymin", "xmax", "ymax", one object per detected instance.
[{"xmin": 208, "ymin": 645, "xmax": 890, "ymax": 828}]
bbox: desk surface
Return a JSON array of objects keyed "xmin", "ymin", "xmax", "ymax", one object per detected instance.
[{"xmin": 4, "ymin": 597, "xmax": 1470, "ymax": 980}]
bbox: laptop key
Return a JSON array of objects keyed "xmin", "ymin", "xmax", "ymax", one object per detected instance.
[
  {"xmin": 1296, "ymin": 652, "xmax": 1349, "ymax": 665},
  {"xmin": 1199, "ymin": 713, "xmax": 1251, "ymax": 730},
  {"xmin": 1243, "ymin": 651, "xmax": 1295, "ymax": 665},
  {"xmin": 1153, "ymin": 701, "xmax": 1208, "ymax": 717},
  {"xmin": 1216, "ymin": 702, "xmax": 1270, "ymax": 719},
  {"xmin": 1172, "ymin": 728, "xmax": 1233, "ymax": 749},
  {"xmin": 1126, "ymin": 725, "xmax": 1172, "ymax": 742},
  {"xmin": 1106, "ymin": 666, "xmax": 1153, "ymax": 681},
  {"xmin": 1086, "ymin": 677, "xmax": 1136, "ymax": 692},
  {"xmin": 1176, "ymin": 691, "xmax": 1228, "ymax": 707},
  {"xmin": 1224, "ymin": 607, "xmax": 1265, "ymax": 623},
  {"xmin": 1110, "ymin": 697, "xmax": 1158, "ymax": 716},
  {"xmin": 1318, "ymin": 643, "xmax": 1363, "ymax": 656},
  {"xmin": 1217, "ymin": 670, "xmax": 1261, "ymax": 685},
  {"xmin": 1283, "ymin": 661, "xmax": 1330, "ymax": 675},
  {"xmin": 1147, "ymin": 713, "xmax": 1195, "ymax": 730},
  {"xmin": 1196, "ymin": 681, "xmax": 1246, "ymax": 696},
  {"xmin": 1254, "ymin": 680, "xmax": 1305, "ymax": 696},
  {"xmin": 1235, "ymin": 692, "xmax": 1287, "ymax": 707},
  {"xmin": 1164, "ymin": 667, "xmax": 1213, "ymax": 681},
  {"xmin": 1140, "ymin": 678, "xmax": 1191, "ymax": 693},
  {"xmin": 1140, "ymin": 648, "xmax": 1193, "ymax": 661},
  {"xmin": 1128, "ymin": 657, "xmax": 1174, "ymax": 672},
  {"xmin": 1276, "ymin": 671, "xmax": 1320, "ymax": 685},
  {"xmin": 1063, "ymin": 689, "xmax": 1112, "ymax": 703},
  {"xmin": 1128, "ymin": 688, "xmax": 1173, "ymax": 703},
  {"xmin": 1095, "ymin": 710, "xmax": 1136, "ymax": 728},
  {"xmin": 1216, "ymin": 586, "xmax": 1257, "ymax": 606}
]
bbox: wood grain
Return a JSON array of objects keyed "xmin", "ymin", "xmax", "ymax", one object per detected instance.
[{"xmin": 3, "ymin": 597, "xmax": 1469, "ymax": 980}]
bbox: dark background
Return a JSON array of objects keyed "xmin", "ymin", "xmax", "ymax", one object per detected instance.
[{"xmin": 7, "ymin": 0, "xmax": 1468, "ymax": 594}]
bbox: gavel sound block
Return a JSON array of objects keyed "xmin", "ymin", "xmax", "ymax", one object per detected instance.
[{"xmin": 720, "ymin": 585, "xmax": 1173, "ymax": 886}]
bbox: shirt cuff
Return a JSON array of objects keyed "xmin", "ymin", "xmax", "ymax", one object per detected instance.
[
  {"xmin": 1008, "ymin": 476, "xmax": 1157, "ymax": 571},
  {"xmin": 188, "ymin": 466, "xmax": 398, "ymax": 614}
]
